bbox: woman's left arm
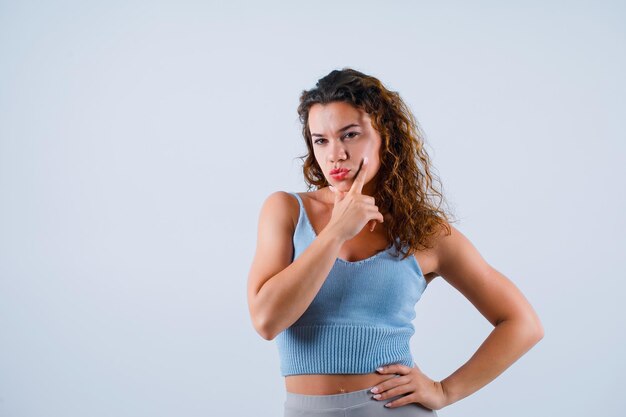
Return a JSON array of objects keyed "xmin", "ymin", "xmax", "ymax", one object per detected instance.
[
  {"xmin": 371, "ymin": 224, "xmax": 544, "ymax": 410},
  {"xmin": 435, "ymin": 224, "xmax": 545, "ymax": 406}
]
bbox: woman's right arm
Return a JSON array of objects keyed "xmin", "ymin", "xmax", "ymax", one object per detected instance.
[
  {"xmin": 248, "ymin": 158, "xmax": 381, "ymax": 340},
  {"xmin": 247, "ymin": 191, "xmax": 346, "ymax": 340}
]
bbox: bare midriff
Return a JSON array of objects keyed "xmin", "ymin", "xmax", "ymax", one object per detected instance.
[{"xmin": 285, "ymin": 373, "xmax": 399, "ymax": 395}]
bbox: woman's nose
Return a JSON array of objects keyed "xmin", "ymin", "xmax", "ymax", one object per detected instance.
[{"xmin": 329, "ymin": 140, "xmax": 348, "ymax": 162}]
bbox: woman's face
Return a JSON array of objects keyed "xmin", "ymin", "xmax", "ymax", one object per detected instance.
[{"xmin": 308, "ymin": 101, "xmax": 382, "ymax": 194}]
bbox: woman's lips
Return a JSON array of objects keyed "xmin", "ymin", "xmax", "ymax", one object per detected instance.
[{"xmin": 330, "ymin": 170, "xmax": 350, "ymax": 180}]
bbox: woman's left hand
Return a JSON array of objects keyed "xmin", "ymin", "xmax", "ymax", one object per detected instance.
[{"xmin": 370, "ymin": 363, "xmax": 449, "ymax": 410}]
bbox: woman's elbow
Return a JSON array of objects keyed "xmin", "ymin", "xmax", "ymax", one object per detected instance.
[
  {"xmin": 532, "ymin": 317, "xmax": 545, "ymax": 342},
  {"xmin": 502, "ymin": 311, "xmax": 545, "ymax": 344},
  {"xmin": 256, "ymin": 325, "xmax": 277, "ymax": 341},
  {"xmin": 251, "ymin": 314, "xmax": 278, "ymax": 341},
  {"xmin": 522, "ymin": 312, "xmax": 545, "ymax": 344}
]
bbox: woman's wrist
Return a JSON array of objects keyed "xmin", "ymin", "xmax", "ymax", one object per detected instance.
[
  {"xmin": 438, "ymin": 380, "xmax": 458, "ymax": 408},
  {"xmin": 318, "ymin": 224, "xmax": 347, "ymax": 246}
]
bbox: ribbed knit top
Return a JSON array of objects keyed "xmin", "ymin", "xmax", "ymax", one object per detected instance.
[{"xmin": 275, "ymin": 192, "xmax": 428, "ymax": 376}]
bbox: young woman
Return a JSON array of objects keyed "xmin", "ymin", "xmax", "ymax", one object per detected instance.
[{"xmin": 247, "ymin": 68, "xmax": 544, "ymax": 416}]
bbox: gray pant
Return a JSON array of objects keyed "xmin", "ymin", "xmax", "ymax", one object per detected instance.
[{"xmin": 284, "ymin": 386, "xmax": 439, "ymax": 417}]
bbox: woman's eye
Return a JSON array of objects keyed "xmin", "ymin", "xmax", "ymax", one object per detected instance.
[
  {"xmin": 344, "ymin": 132, "xmax": 359, "ymax": 139},
  {"xmin": 314, "ymin": 139, "xmax": 326, "ymax": 145}
]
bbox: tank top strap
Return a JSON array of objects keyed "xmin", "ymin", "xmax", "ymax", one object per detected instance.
[
  {"xmin": 287, "ymin": 192, "xmax": 316, "ymax": 253},
  {"xmin": 288, "ymin": 192, "xmax": 309, "ymax": 229},
  {"xmin": 288, "ymin": 191, "xmax": 304, "ymax": 208}
]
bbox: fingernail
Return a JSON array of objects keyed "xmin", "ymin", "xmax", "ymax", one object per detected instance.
[
  {"xmin": 376, "ymin": 367, "xmax": 384, "ymax": 372},
  {"xmin": 364, "ymin": 156, "xmax": 368, "ymax": 164},
  {"xmin": 373, "ymin": 394, "xmax": 381, "ymax": 399}
]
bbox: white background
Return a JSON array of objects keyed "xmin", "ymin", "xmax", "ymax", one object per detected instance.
[{"xmin": 1, "ymin": 1, "xmax": 624, "ymax": 416}]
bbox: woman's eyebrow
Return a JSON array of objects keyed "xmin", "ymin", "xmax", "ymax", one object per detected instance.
[{"xmin": 311, "ymin": 123, "xmax": 360, "ymax": 137}]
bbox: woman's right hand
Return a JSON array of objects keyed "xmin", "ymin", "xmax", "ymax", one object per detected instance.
[{"xmin": 326, "ymin": 157, "xmax": 384, "ymax": 241}]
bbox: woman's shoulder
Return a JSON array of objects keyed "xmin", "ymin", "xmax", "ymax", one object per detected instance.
[
  {"xmin": 268, "ymin": 189, "xmax": 329, "ymax": 209},
  {"xmin": 260, "ymin": 190, "xmax": 298, "ymax": 212},
  {"xmin": 260, "ymin": 189, "xmax": 328, "ymax": 231},
  {"xmin": 258, "ymin": 190, "xmax": 308, "ymax": 231},
  {"xmin": 421, "ymin": 222, "xmax": 476, "ymax": 280},
  {"xmin": 262, "ymin": 190, "xmax": 316, "ymax": 206}
]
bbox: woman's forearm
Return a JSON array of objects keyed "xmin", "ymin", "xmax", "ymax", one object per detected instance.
[
  {"xmin": 439, "ymin": 318, "xmax": 544, "ymax": 406},
  {"xmin": 253, "ymin": 227, "xmax": 345, "ymax": 340}
]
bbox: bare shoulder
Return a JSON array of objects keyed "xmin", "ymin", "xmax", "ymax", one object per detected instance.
[
  {"xmin": 295, "ymin": 189, "xmax": 328, "ymax": 205},
  {"xmin": 425, "ymin": 223, "xmax": 480, "ymax": 277},
  {"xmin": 430, "ymin": 223, "xmax": 484, "ymax": 279},
  {"xmin": 259, "ymin": 191, "xmax": 299, "ymax": 230}
]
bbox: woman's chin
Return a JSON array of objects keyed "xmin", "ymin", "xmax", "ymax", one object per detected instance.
[{"xmin": 332, "ymin": 183, "xmax": 351, "ymax": 193}]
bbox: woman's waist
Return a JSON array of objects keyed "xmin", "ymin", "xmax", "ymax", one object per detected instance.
[{"xmin": 285, "ymin": 373, "xmax": 400, "ymax": 395}]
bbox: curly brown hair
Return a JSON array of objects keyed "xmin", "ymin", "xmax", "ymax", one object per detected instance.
[{"xmin": 296, "ymin": 68, "xmax": 457, "ymax": 259}]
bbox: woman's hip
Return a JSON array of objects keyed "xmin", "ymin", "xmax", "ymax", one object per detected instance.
[{"xmin": 284, "ymin": 386, "xmax": 438, "ymax": 417}]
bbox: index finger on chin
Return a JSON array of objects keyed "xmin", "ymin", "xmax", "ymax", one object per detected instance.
[{"xmin": 349, "ymin": 157, "xmax": 367, "ymax": 195}]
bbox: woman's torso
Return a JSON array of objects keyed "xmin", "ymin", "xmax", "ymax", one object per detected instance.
[{"xmin": 285, "ymin": 189, "xmax": 438, "ymax": 395}]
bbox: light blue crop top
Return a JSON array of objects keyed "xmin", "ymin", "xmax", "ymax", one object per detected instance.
[{"xmin": 275, "ymin": 192, "xmax": 428, "ymax": 376}]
